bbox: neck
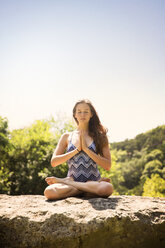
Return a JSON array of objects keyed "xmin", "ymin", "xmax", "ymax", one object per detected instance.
[{"xmin": 77, "ymin": 123, "xmax": 89, "ymax": 132}]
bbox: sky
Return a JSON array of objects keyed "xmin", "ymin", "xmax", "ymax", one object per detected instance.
[{"xmin": 0, "ymin": 0, "xmax": 165, "ymax": 142}]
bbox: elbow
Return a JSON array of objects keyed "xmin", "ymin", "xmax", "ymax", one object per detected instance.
[
  {"xmin": 51, "ymin": 158, "xmax": 56, "ymax": 167},
  {"xmin": 106, "ymin": 161, "xmax": 111, "ymax": 171},
  {"xmin": 51, "ymin": 155, "xmax": 61, "ymax": 167},
  {"xmin": 51, "ymin": 161, "xmax": 55, "ymax": 167}
]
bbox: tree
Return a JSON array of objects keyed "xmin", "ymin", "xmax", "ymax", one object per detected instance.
[
  {"xmin": 0, "ymin": 116, "xmax": 11, "ymax": 165},
  {"xmin": 0, "ymin": 117, "xmax": 12, "ymax": 193},
  {"xmin": 7, "ymin": 118, "xmax": 75, "ymax": 195},
  {"xmin": 109, "ymin": 126, "xmax": 165, "ymax": 196},
  {"xmin": 120, "ymin": 151, "xmax": 147, "ymax": 190},
  {"xmin": 142, "ymin": 174, "xmax": 165, "ymax": 197},
  {"xmin": 146, "ymin": 149, "xmax": 163, "ymax": 162},
  {"xmin": 141, "ymin": 160, "xmax": 163, "ymax": 181}
]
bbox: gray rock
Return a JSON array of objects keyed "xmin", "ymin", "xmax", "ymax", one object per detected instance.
[{"xmin": 0, "ymin": 194, "xmax": 165, "ymax": 248}]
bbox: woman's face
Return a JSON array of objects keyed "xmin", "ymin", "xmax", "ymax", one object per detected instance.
[{"xmin": 74, "ymin": 103, "xmax": 93, "ymax": 124}]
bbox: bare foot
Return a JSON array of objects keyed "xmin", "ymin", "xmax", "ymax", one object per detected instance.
[
  {"xmin": 45, "ymin": 176, "xmax": 74, "ymax": 185},
  {"xmin": 99, "ymin": 177, "xmax": 111, "ymax": 183},
  {"xmin": 45, "ymin": 177, "xmax": 57, "ymax": 185}
]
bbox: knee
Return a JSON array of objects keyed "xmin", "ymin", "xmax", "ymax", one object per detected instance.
[
  {"xmin": 44, "ymin": 187, "xmax": 52, "ymax": 199},
  {"xmin": 44, "ymin": 186, "xmax": 59, "ymax": 200},
  {"xmin": 98, "ymin": 183, "xmax": 113, "ymax": 197}
]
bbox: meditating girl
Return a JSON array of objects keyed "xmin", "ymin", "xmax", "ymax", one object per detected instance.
[{"xmin": 44, "ymin": 99, "xmax": 113, "ymax": 200}]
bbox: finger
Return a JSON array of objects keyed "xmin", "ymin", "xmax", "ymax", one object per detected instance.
[
  {"xmin": 80, "ymin": 134, "xmax": 82, "ymax": 149},
  {"xmin": 81, "ymin": 130, "xmax": 85, "ymax": 136},
  {"xmin": 81, "ymin": 131, "xmax": 84, "ymax": 141},
  {"xmin": 80, "ymin": 132, "xmax": 82, "ymax": 142}
]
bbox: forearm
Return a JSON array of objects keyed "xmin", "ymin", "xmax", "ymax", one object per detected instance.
[
  {"xmin": 51, "ymin": 149, "xmax": 78, "ymax": 167},
  {"xmin": 83, "ymin": 147, "xmax": 111, "ymax": 171}
]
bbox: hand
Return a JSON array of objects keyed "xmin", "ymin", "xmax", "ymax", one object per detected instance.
[
  {"xmin": 81, "ymin": 131, "xmax": 88, "ymax": 152},
  {"xmin": 76, "ymin": 132, "xmax": 82, "ymax": 151}
]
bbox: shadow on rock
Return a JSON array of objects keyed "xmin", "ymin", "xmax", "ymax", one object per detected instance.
[{"xmin": 81, "ymin": 196, "xmax": 121, "ymax": 211}]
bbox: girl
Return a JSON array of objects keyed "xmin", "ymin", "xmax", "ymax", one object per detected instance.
[{"xmin": 44, "ymin": 99, "xmax": 113, "ymax": 200}]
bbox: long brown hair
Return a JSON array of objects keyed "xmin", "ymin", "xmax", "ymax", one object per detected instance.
[{"xmin": 73, "ymin": 99, "xmax": 108, "ymax": 155}]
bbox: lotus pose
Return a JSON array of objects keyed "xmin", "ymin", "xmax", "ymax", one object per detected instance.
[{"xmin": 44, "ymin": 99, "xmax": 113, "ymax": 200}]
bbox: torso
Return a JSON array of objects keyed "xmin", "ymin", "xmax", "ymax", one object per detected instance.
[{"xmin": 66, "ymin": 131, "xmax": 101, "ymax": 182}]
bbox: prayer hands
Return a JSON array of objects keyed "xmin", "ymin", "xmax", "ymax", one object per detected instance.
[
  {"xmin": 81, "ymin": 131, "xmax": 88, "ymax": 151},
  {"xmin": 76, "ymin": 131, "xmax": 88, "ymax": 152},
  {"xmin": 74, "ymin": 131, "xmax": 88, "ymax": 152},
  {"xmin": 76, "ymin": 133, "xmax": 82, "ymax": 151}
]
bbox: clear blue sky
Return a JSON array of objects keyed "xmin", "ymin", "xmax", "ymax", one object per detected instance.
[{"xmin": 0, "ymin": 0, "xmax": 165, "ymax": 142}]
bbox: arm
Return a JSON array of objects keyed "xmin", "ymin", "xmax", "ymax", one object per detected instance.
[
  {"xmin": 51, "ymin": 133, "xmax": 79, "ymax": 167},
  {"xmin": 81, "ymin": 132, "xmax": 111, "ymax": 171},
  {"xmin": 83, "ymin": 144, "xmax": 111, "ymax": 171}
]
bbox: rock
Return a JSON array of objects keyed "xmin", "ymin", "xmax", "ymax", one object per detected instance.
[{"xmin": 0, "ymin": 194, "xmax": 165, "ymax": 248}]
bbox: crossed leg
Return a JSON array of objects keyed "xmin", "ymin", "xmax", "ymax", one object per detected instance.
[
  {"xmin": 44, "ymin": 176, "xmax": 113, "ymax": 200},
  {"xmin": 44, "ymin": 183, "xmax": 82, "ymax": 200}
]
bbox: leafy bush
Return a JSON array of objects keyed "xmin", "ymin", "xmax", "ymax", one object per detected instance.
[
  {"xmin": 142, "ymin": 174, "xmax": 165, "ymax": 197},
  {"xmin": 0, "ymin": 117, "xmax": 12, "ymax": 193},
  {"xmin": 0, "ymin": 116, "xmax": 75, "ymax": 195}
]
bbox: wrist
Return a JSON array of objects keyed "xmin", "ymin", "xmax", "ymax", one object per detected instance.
[
  {"xmin": 76, "ymin": 148, "xmax": 80, "ymax": 153},
  {"xmin": 83, "ymin": 146, "xmax": 88, "ymax": 153}
]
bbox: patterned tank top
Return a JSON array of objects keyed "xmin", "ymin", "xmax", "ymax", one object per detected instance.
[{"xmin": 67, "ymin": 134, "xmax": 101, "ymax": 182}]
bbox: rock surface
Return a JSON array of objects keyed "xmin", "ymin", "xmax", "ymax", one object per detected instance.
[{"xmin": 0, "ymin": 194, "xmax": 165, "ymax": 248}]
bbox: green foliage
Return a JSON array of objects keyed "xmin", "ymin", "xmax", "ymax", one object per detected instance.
[
  {"xmin": 8, "ymin": 120, "xmax": 55, "ymax": 194},
  {"xmin": 146, "ymin": 149, "xmax": 164, "ymax": 161},
  {"xmin": 0, "ymin": 117, "xmax": 11, "ymax": 164},
  {"xmin": 0, "ymin": 116, "xmax": 75, "ymax": 195},
  {"xmin": 142, "ymin": 174, "xmax": 165, "ymax": 197},
  {"xmin": 0, "ymin": 117, "xmax": 12, "ymax": 193},
  {"xmin": 141, "ymin": 160, "xmax": 163, "ymax": 181},
  {"xmin": 0, "ymin": 166, "xmax": 13, "ymax": 194},
  {"xmin": 110, "ymin": 125, "xmax": 165, "ymax": 196},
  {"xmin": 112, "ymin": 125, "xmax": 165, "ymax": 158}
]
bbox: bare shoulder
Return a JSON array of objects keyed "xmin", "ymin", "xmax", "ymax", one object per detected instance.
[
  {"xmin": 59, "ymin": 132, "xmax": 73, "ymax": 146},
  {"xmin": 59, "ymin": 132, "xmax": 70, "ymax": 144},
  {"xmin": 61, "ymin": 132, "xmax": 70, "ymax": 139},
  {"xmin": 53, "ymin": 132, "xmax": 71, "ymax": 155}
]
